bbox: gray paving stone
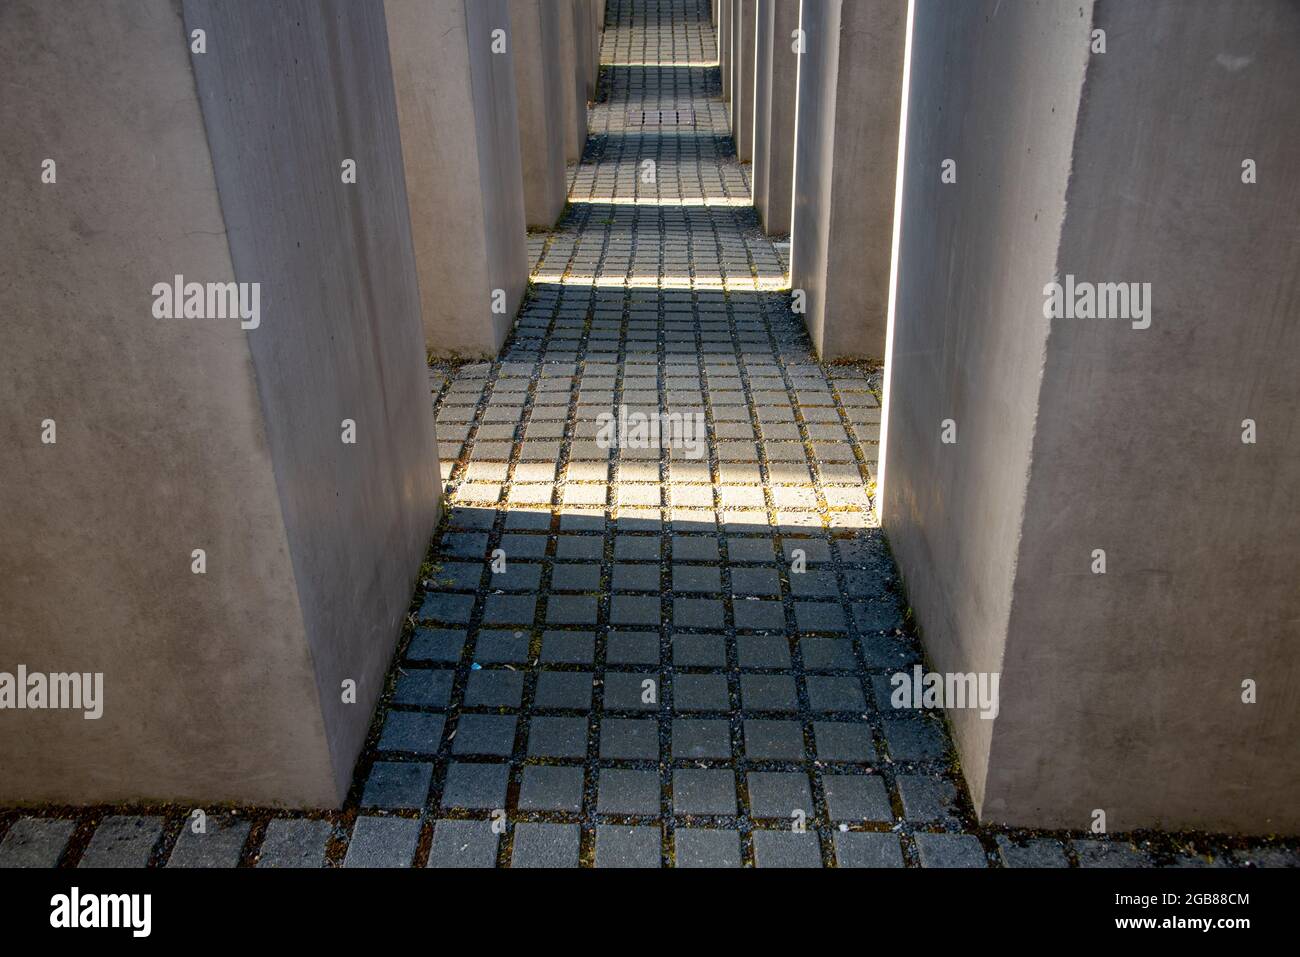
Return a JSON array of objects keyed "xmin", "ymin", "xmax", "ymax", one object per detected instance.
[
  {"xmin": 1074, "ymin": 840, "xmax": 1153, "ymax": 868},
  {"xmin": 752, "ymin": 830, "xmax": 823, "ymax": 868},
  {"xmin": 598, "ymin": 768, "xmax": 661, "ymax": 815},
  {"xmin": 748, "ymin": 772, "xmax": 814, "ymax": 820},
  {"xmin": 596, "ymin": 825, "xmax": 661, "ymax": 868},
  {"xmin": 743, "ymin": 720, "xmax": 806, "ymax": 760},
  {"xmin": 673, "ymin": 769, "xmax": 737, "ymax": 816},
  {"xmin": 915, "ymin": 833, "xmax": 988, "ymax": 868},
  {"xmin": 451, "ymin": 714, "xmax": 517, "ymax": 756},
  {"xmin": 822, "ymin": 774, "xmax": 894, "ymax": 823},
  {"xmin": 362, "ymin": 761, "xmax": 433, "ymax": 809},
  {"xmin": 519, "ymin": 765, "xmax": 585, "ymax": 813},
  {"xmin": 378, "ymin": 711, "xmax": 446, "ymax": 754},
  {"xmin": 442, "ymin": 762, "xmax": 510, "ymax": 810},
  {"xmin": 79, "ymin": 816, "xmax": 163, "ymax": 868},
  {"xmin": 813, "ymin": 721, "xmax": 877, "ymax": 762},
  {"xmin": 897, "ymin": 775, "xmax": 964, "ymax": 824},
  {"xmin": 834, "ymin": 831, "xmax": 905, "ymax": 868},
  {"xmin": 343, "ymin": 817, "xmax": 421, "ymax": 868},
  {"xmin": 511, "ymin": 823, "xmax": 580, "ymax": 868},
  {"xmin": 674, "ymin": 829, "xmax": 742, "ymax": 868},
  {"xmin": 167, "ymin": 818, "xmax": 250, "ymax": 868},
  {"xmin": 257, "ymin": 819, "xmax": 332, "ymax": 868},
  {"xmin": 427, "ymin": 819, "xmax": 500, "ymax": 868},
  {"xmin": 996, "ymin": 835, "xmax": 1070, "ymax": 868},
  {"xmin": 528, "ymin": 716, "xmax": 589, "ymax": 758},
  {"xmin": 0, "ymin": 818, "xmax": 75, "ymax": 868}
]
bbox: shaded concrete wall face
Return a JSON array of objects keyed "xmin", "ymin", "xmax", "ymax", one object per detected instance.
[
  {"xmin": 385, "ymin": 0, "xmax": 527, "ymax": 357},
  {"xmin": 0, "ymin": 0, "xmax": 439, "ymax": 806},
  {"xmin": 511, "ymin": 0, "xmax": 568, "ymax": 227},
  {"xmin": 884, "ymin": 0, "xmax": 1300, "ymax": 832},
  {"xmin": 558, "ymin": 0, "xmax": 588, "ymax": 162},
  {"xmin": 720, "ymin": 0, "xmax": 731, "ymax": 99},
  {"xmin": 789, "ymin": 0, "xmax": 904, "ymax": 360},
  {"xmin": 730, "ymin": 0, "xmax": 756, "ymax": 161},
  {"xmin": 752, "ymin": 0, "xmax": 799, "ymax": 234}
]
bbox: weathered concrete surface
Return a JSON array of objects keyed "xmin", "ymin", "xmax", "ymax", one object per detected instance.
[
  {"xmin": 576, "ymin": 0, "xmax": 597, "ymax": 101},
  {"xmin": 752, "ymin": 0, "xmax": 799, "ymax": 234},
  {"xmin": 730, "ymin": 0, "xmax": 756, "ymax": 161},
  {"xmin": 511, "ymin": 0, "xmax": 567, "ymax": 227},
  {"xmin": 881, "ymin": 0, "xmax": 1300, "ymax": 833},
  {"xmin": 720, "ymin": 0, "xmax": 731, "ymax": 99},
  {"xmin": 385, "ymin": 0, "xmax": 528, "ymax": 357},
  {"xmin": 0, "ymin": 0, "xmax": 438, "ymax": 807},
  {"xmin": 558, "ymin": 0, "xmax": 588, "ymax": 163},
  {"xmin": 789, "ymin": 0, "xmax": 904, "ymax": 360}
]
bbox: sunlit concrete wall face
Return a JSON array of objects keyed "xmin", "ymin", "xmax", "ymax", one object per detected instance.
[
  {"xmin": 730, "ymin": 0, "xmax": 756, "ymax": 162},
  {"xmin": 883, "ymin": 0, "xmax": 1300, "ymax": 833},
  {"xmin": 385, "ymin": 0, "xmax": 528, "ymax": 357},
  {"xmin": 0, "ymin": 0, "xmax": 439, "ymax": 807},
  {"xmin": 789, "ymin": 0, "xmax": 905, "ymax": 360},
  {"xmin": 511, "ymin": 0, "xmax": 568, "ymax": 227}
]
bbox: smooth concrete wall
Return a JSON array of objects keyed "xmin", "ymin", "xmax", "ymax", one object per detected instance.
[
  {"xmin": 385, "ymin": 0, "xmax": 528, "ymax": 357},
  {"xmin": 789, "ymin": 0, "xmax": 904, "ymax": 360},
  {"xmin": 511, "ymin": 0, "xmax": 567, "ymax": 227},
  {"xmin": 752, "ymin": 0, "xmax": 799, "ymax": 234},
  {"xmin": 883, "ymin": 0, "xmax": 1300, "ymax": 833},
  {"xmin": 720, "ymin": 0, "xmax": 731, "ymax": 99},
  {"xmin": 0, "ymin": 0, "xmax": 439, "ymax": 807},
  {"xmin": 558, "ymin": 0, "xmax": 588, "ymax": 163},
  {"xmin": 576, "ymin": 0, "xmax": 596, "ymax": 100},
  {"xmin": 730, "ymin": 0, "xmax": 756, "ymax": 161}
]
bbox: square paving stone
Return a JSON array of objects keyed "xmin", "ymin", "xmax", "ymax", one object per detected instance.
[
  {"xmin": 612, "ymin": 595, "xmax": 661, "ymax": 626},
  {"xmin": 550, "ymin": 564, "xmax": 601, "ymax": 592},
  {"xmin": 727, "ymin": 537, "xmax": 776, "ymax": 562},
  {"xmin": 79, "ymin": 816, "xmax": 163, "ymax": 868},
  {"xmin": 897, "ymin": 775, "xmax": 963, "ymax": 824},
  {"xmin": 601, "ymin": 718, "xmax": 660, "ymax": 759},
  {"xmin": 615, "ymin": 535, "xmax": 661, "ymax": 560},
  {"xmin": 822, "ymin": 774, "xmax": 893, "ymax": 823},
  {"xmin": 419, "ymin": 592, "xmax": 474, "ymax": 624},
  {"xmin": 362, "ymin": 762, "xmax": 433, "ymax": 809},
  {"xmin": 596, "ymin": 825, "xmax": 662, "ymax": 868},
  {"xmin": 441, "ymin": 762, "xmax": 510, "ymax": 810},
  {"xmin": 673, "ymin": 536, "xmax": 719, "ymax": 561},
  {"xmin": 789, "ymin": 570, "xmax": 838, "ymax": 598},
  {"xmin": 794, "ymin": 602, "xmax": 846, "ymax": 633},
  {"xmin": 427, "ymin": 820, "xmax": 500, "ymax": 869},
  {"xmin": 672, "ymin": 719, "xmax": 733, "ymax": 759},
  {"xmin": 528, "ymin": 716, "xmax": 589, "ymax": 758},
  {"xmin": 672, "ymin": 634, "xmax": 727, "ymax": 667},
  {"xmin": 167, "ymin": 819, "xmax": 251, "ymax": 868},
  {"xmin": 378, "ymin": 711, "xmax": 446, "ymax": 754},
  {"xmin": 556, "ymin": 536, "xmax": 604, "ymax": 560},
  {"xmin": 490, "ymin": 562, "xmax": 542, "ymax": 591},
  {"xmin": 534, "ymin": 671, "xmax": 593, "ymax": 709},
  {"xmin": 613, "ymin": 563, "xmax": 661, "ymax": 591},
  {"xmin": 752, "ymin": 831, "xmax": 823, "ymax": 868},
  {"xmin": 747, "ymin": 772, "xmax": 814, "ymax": 819},
  {"xmin": 743, "ymin": 720, "xmax": 807, "ymax": 760},
  {"xmin": 736, "ymin": 635, "xmax": 792, "ymax": 668},
  {"xmin": 996, "ymin": 835, "xmax": 1070, "ymax": 868},
  {"xmin": 834, "ymin": 831, "xmax": 905, "ymax": 868},
  {"xmin": 730, "ymin": 567, "xmax": 782, "ymax": 597},
  {"xmin": 674, "ymin": 598, "xmax": 724, "ymax": 628},
  {"xmin": 672, "ymin": 673, "xmax": 730, "ymax": 711},
  {"xmin": 540, "ymin": 631, "xmax": 596, "ymax": 664},
  {"xmin": 407, "ymin": 629, "xmax": 466, "ymax": 663},
  {"xmin": 464, "ymin": 669, "xmax": 524, "ymax": 708},
  {"xmin": 915, "ymin": 833, "xmax": 988, "ymax": 868},
  {"xmin": 603, "ymin": 672, "xmax": 660, "ymax": 710},
  {"xmin": 519, "ymin": 766, "xmax": 585, "ymax": 812},
  {"xmin": 741, "ymin": 674, "xmax": 799, "ymax": 712},
  {"xmin": 673, "ymin": 769, "xmax": 737, "ymax": 815},
  {"xmin": 813, "ymin": 722, "xmax": 877, "ymax": 762},
  {"xmin": 546, "ymin": 595, "xmax": 598, "ymax": 625},
  {"xmin": 472, "ymin": 631, "xmax": 530, "ymax": 663},
  {"xmin": 500, "ymin": 533, "xmax": 548, "ymax": 558},
  {"xmin": 733, "ymin": 600, "xmax": 786, "ymax": 630},
  {"xmin": 1073, "ymin": 841, "xmax": 1153, "ymax": 868},
  {"xmin": 606, "ymin": 631, "xmax": 661, "ymax": 664},
  {"xmin": 674, "ymin": 829, "xmax": 742, "ymax": 868},
  {"xmin": 256, "ymin": 819, "xmax": 332, "ymax": 868},
  {"xmin": 343, "ymin": 817, "xmax": 421, "ymax": 868},
  {"xmin": 511, "ymin": 823, "xmax": 581, "ymax": 868},
  {"xmin": 598, "ymin": 769, "xmax": 661, "ymax": 815},
  {"xmin": 882, "ymin": 717, "xmax": 950, "ymax": 761},
  {"xmin": 805, "ymin": 675, "xmax": 866, "ymax": 712},
  {"xmin": 452, "ymin": 714, "xmax": 517, "ymax": 756},
  {"xmin": 392, "ymin": 668, "xmax": 454, "ymax": 708},
  {"xmin": 0, "ymin": 818, "xmax": 75, "ymax": 868},
  {"xmin": 799, "ymin": 637, "xmax": 857, "ymax": 670},
  {"xmin": 859, "ymin": 633, "xmax": 921, "ymax": 669}
]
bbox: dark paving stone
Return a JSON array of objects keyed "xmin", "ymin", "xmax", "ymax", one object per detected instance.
[
  {"xmin": 79, "ymin": 816, "xmax": 163, "ymax": 868},
  {"xmin": 915, "ymin": 833, "xmax": 988, "ymax": 868},
  {"xmin": 464, "ymin": 669, "xmax": 524, "ymax": 708},
  {"xmin": 897, "ymin": 776, "xmax": 963, "ymax": 824},
  {"xmin": 822, "ymin": 774, "xmax": 893, "ymax": 822},
  {"xmin": 490, "ymin": 562, "xmax": 542, "ymax": 591},
  {"xmin": 441, "ymin": 762, "xmax": 510, "ymax": 809},
  {"xmin": 672, "ymin": 634, "xmax": 726, "ymax": 667},
  {"xmin": 472, "ymin": 631, "xmax": 530, "ymax": 663},
  {"xmin": 1074, "ymin": 840, "xmax": 1154, "ymax": 868},
  {"xmin": 378, "ymin": 711, "xmax": 446, "ymax": 754},
  {"xmin": 540, "ymin": 631, "xmax": 596, "ymax": 663},
  {"xmin": 407, "ymin": 628, "xmax": 466, "ymax": 663},
  {"xmin": 794, "ymin": 602, "xmax": 846, "ymax": 632},
  {"xmin": 596, "ymin": 825, "xmax": 661, "ymax": 868},
  {"xmin": 0, "ymin": 818, "xmax": 75, "ymax": 868},
  {"xmin": 451, "ymin": 714, "xmax": 517, "ymax": 756},
  {"xmin": 257, "ymin": 819, "xmax": 332, "ymax": 868},
  {"xmin": 167, "ymin": 819, "xmax": 250, "ymax": 868},
  {"xmin": 551, "ymin": 564, "xmax": 601, "ymax": 591},
  {"xmin": 672, "ymin": 719, "xmax": 732, "ymax": 759},
  {"xmin": 799, "ymin": 637, "xmax": 857, "ymax": 670},
  {"xmin": 604, "ymin": 672, "xmax": 660, "ymax": 710},
  {"xmin": 834, "ymin": 831, "xmax": 905, "ymax": 868},
  {"xmin": 427, "ymin": 820, "xmax": 499, "ymax": 869},
  {"xmin": 674, "ymin": 828, "xmax": 742, "ymax": 868},
  {"xmin": 674, "ymin": 598, "xmax": 724, "ymax": 628},
  {"xmin": 598, "ymin": 769, "xmax": 661, "ymax": 815},
  {"xmin": 743, "ymin": 719, "xmax": 806, "ymax": 760},
  {"xmin": 728, "ymin": 537, "xmax": 776, "ymax": 562},
  {"xmin": 482, "ymin": 594, "xmax": 538, "ymax": 625},
  {"xmin": 859, "ymin": 633, "xmax": 920, "ymax": 668},
  {"xmin": 615, "ymin": 535, "xmax": 661, "ymax": 560},
  {"xmin": 789, "ymin": 570, "xmax": 837, "ymax": 598},
  {"xmin": 612, "ymin": 595, "xmax": 661, "ymax": 626},
  {"xmin": 601, "ymin": 718, "xmax": 660, "ymax": 759},
  {"xmin": 673, "ymin": 769, "xmax": 737, "ymax": 815},
  {"xmin": 519, "ymin": 766, "xmax": 585, "ymax": 812},
  {"xmin": 673, "ymin": 536, "xmax": 719, "ymax": 561},
  {"xmin": 555, "ymin": 536, "xmax": 603, "ymax": 560},
  {"xmin": 546, "ymin": 595, "xmax": 598, "ymax": 624},
  {"xmin": 672, "ymin": 673, "xmax": 730, "ymax": 711},
  {"xmin": 392, "ymin": 668, "xmax": 454, "ymax": 707},
  {"xmin": 419, "ymin": 592, "xmax": 474, "ymax": 624},
  {"xmin": 813, "ymin": 721, "xmax": 877, "ymax": 762},
  {"xmin": 528, "ymin": 716, "xmax": 589, "ymax": 758},
  {"xmin": 748, "ymin": 772, "xmax": 814, "ymax": 819},
  {"xmin": 741, "ymin": 674, "xmax": 799, "ymax": 712},
  {"xmin": 733, "ymin": 600, "xmax": 786, "ymax": 629},
  {"xmin": 343, "ymin": 817, "xmax": 421, "ymax": 868},
  {"xmin": 361, "ymin": 762, "xmax": 433, "ymax": 809},
  {"xmin": 606, "ymin": 632, "xmax": 660, "ymax": 664},
  {"xmin": 511, "ymin": 823, "xmax": 580, "ymax": 868},
  {"xmin": 805, "ymin": 675, "xmax": 866, "ymax": 712},
  {"xmin": 736, "ymin": 634, "xmax": 792, "ymax": 668},
  {"xmin": 996, "ymin": 835, "xmax": 1070, "ymax": 868},
  {"xmin": 752, "ymin": 831, "xmax": 822, "ymax": 868},
  {"xmin": 882, "ymin": 716, "xmax": 950, "ymax": 761},
  {"xmin": 730, "ymin": 567, "xmax": 781, "ymax": 596},
  {"xmin": 614, "ymin": 563, "xmax": 661, "ymax": 591},
  {"xmin": 534, "ymin": 671, "xmax": 594, "ymax": 709}
]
